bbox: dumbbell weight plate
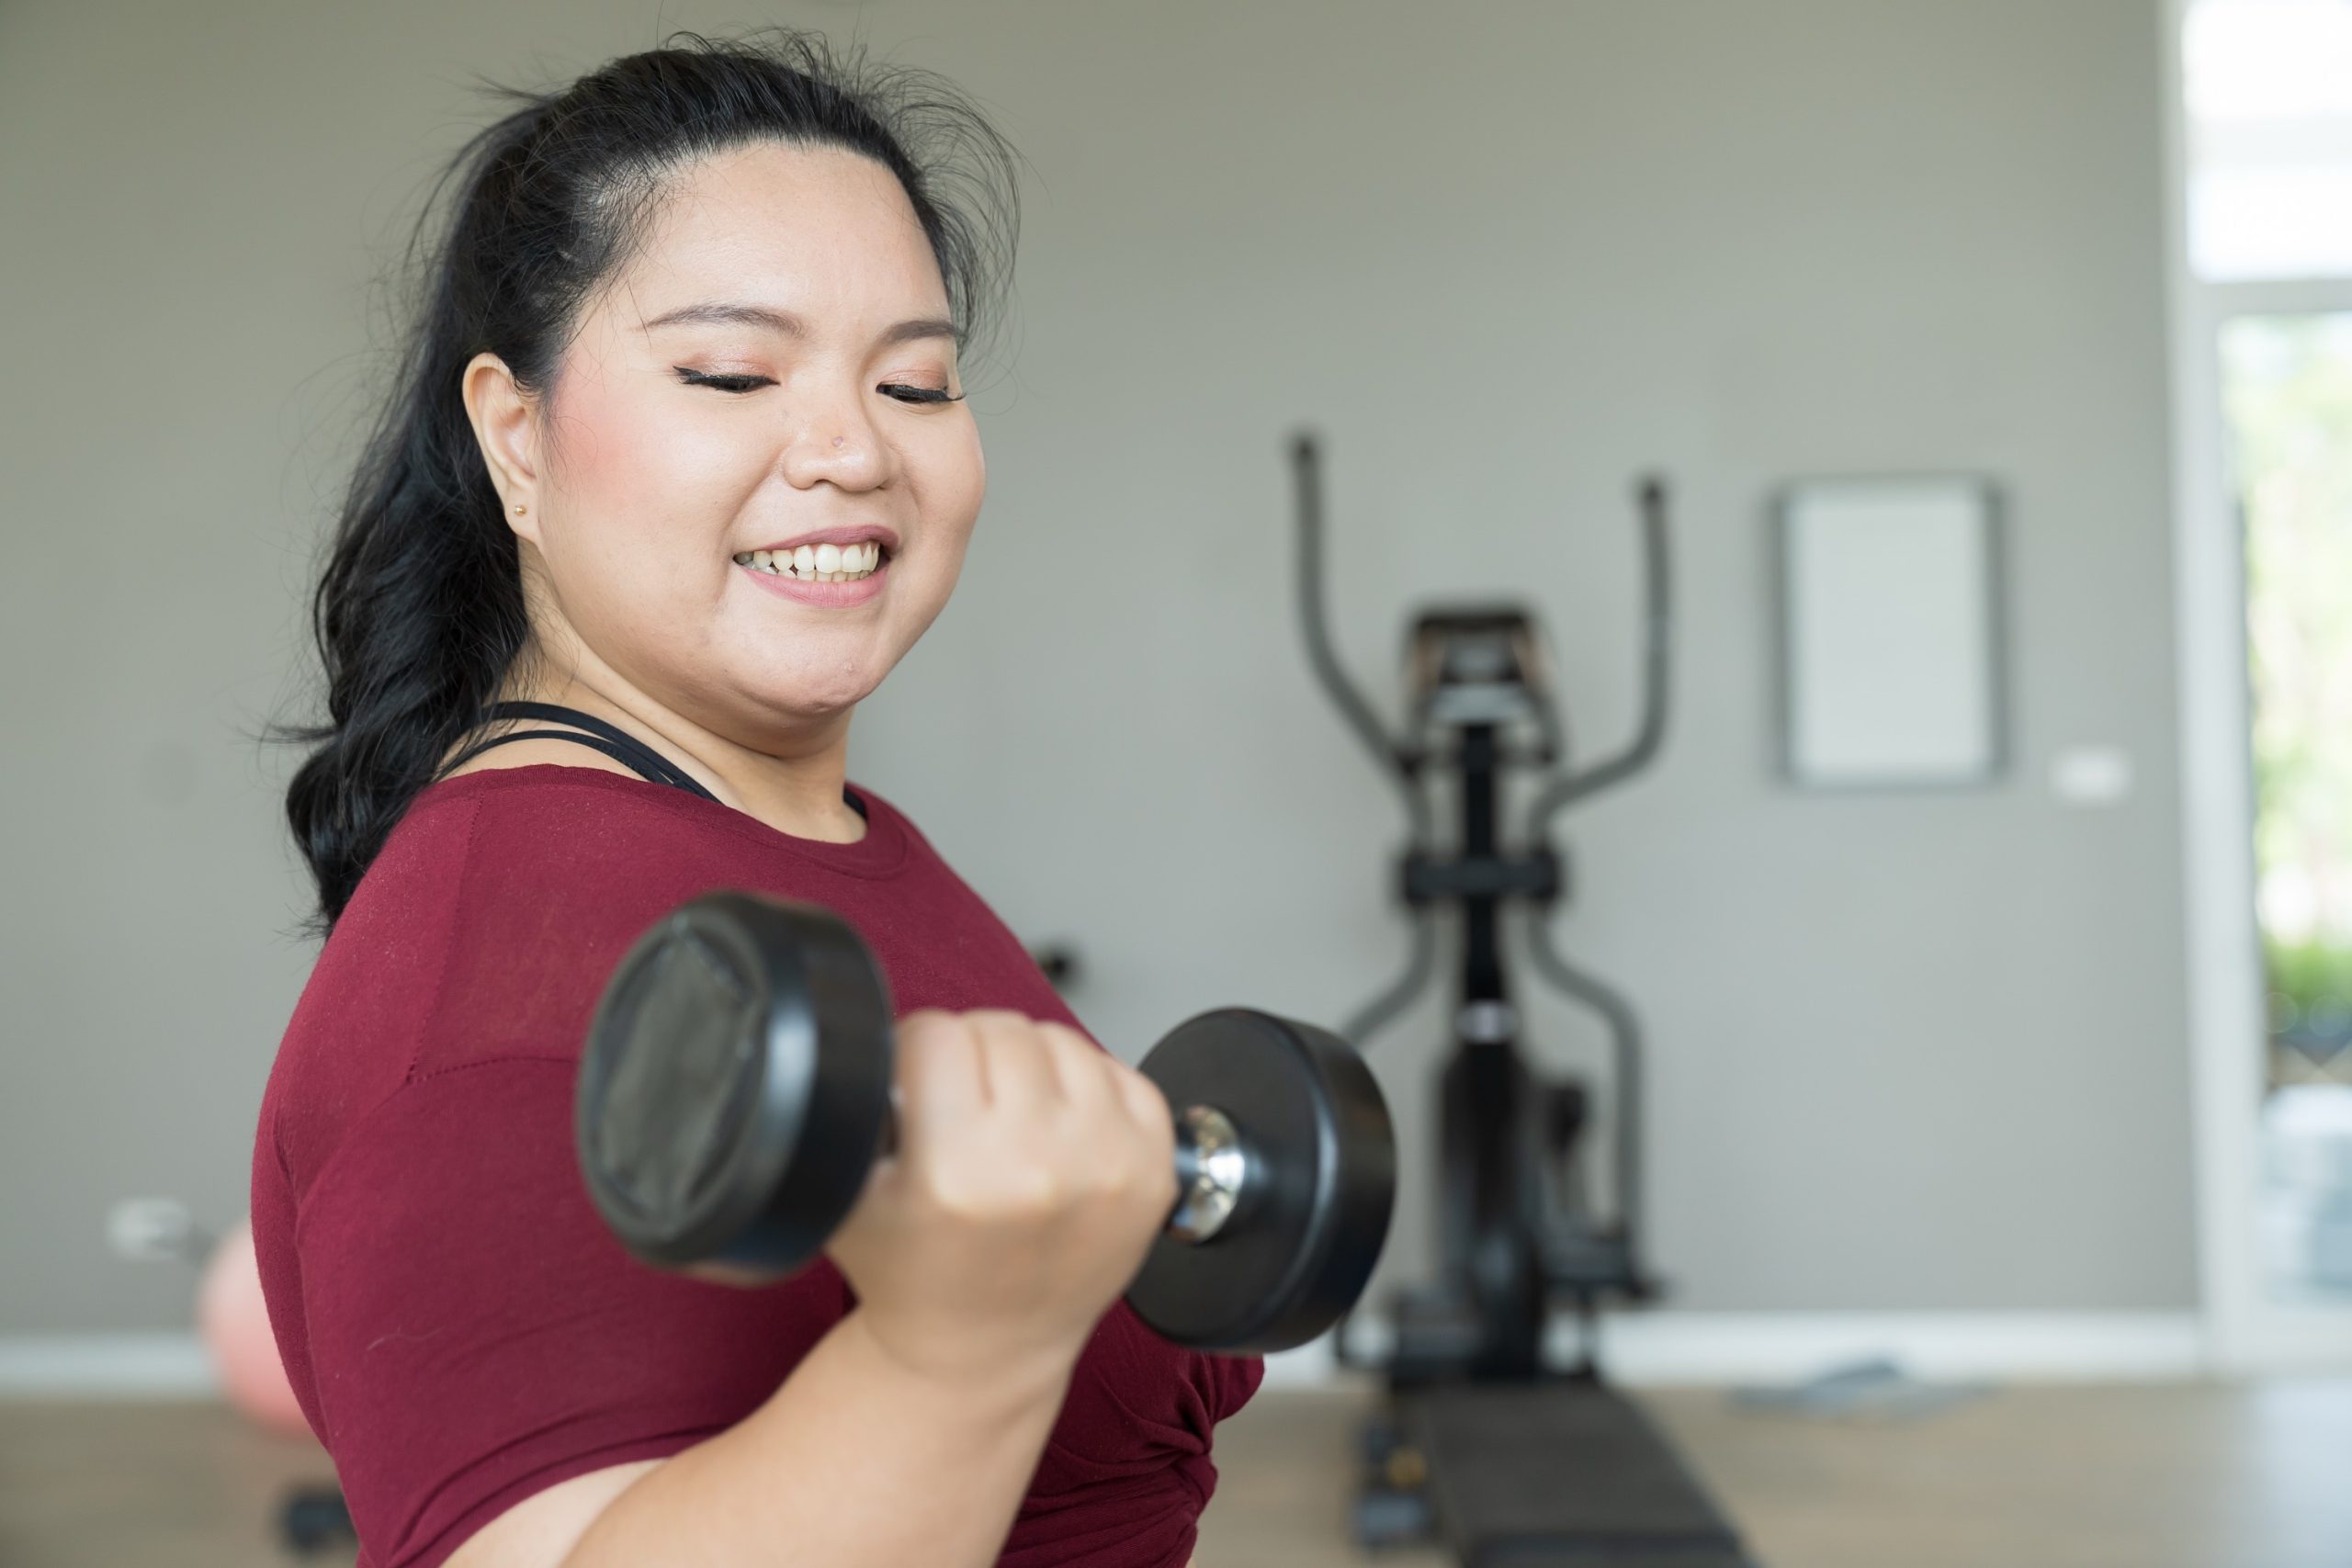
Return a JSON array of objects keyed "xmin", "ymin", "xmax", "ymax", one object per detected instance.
[
  {"xmin": 1126, "ymin": 1010, "xmax": 1396, "ymax": 1354},
  {"xmin": 576, "ymin": 893, "xmax": 894, "ymax": 1280}
]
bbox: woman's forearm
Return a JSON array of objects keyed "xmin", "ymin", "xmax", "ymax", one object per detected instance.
[{"xmin": 560, "ymin": 1311, "xmax": 1073, "ymax": 1568}]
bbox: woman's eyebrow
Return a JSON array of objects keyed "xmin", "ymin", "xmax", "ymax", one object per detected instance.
[{"xmin": 640, "ymin": 300, "xmax": 956, "ymax": 346}]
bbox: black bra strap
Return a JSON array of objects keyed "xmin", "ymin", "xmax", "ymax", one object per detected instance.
[
  {"xmin": 447, "ymin": 701, "xmax": 722, "ymax": 803},
  {"xmin": 438, "ymin": 728, "xmax": 678, "ymax": 787},
  {"xmin": 441, "ymin": 700, "xmax": 868, "ymax": 822}
]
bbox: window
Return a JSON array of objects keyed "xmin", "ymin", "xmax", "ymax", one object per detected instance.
[{"xmin": 2187, "ymin": 0, "xmax": 2352, "ymax": 279}]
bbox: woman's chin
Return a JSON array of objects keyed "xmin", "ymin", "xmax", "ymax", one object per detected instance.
[{"xmin": 741, "ymin": 670, "xmax": 885, "ymax": 723}]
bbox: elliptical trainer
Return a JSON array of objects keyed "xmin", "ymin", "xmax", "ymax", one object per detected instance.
[{"xmin": 1290, "ymin": 434, "xmax": 1757, "ymax": 1566}]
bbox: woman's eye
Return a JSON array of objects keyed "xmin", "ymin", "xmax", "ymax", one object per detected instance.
[
  {"xmin": 673, "ymin": 367, "xmax": 961, "ymax": 405},
  {"xmin": 880, "ymin": 383, "xmax": 965, "ymax": 406},
  {"xmin": 675, "ymin": 367, "xmax": 770, "ymax": 394}
]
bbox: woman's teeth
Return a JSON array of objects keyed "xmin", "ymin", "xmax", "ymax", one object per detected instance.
[{"xmin": 733, "ymin": 541, "xmax": 884, "ymax": 582}]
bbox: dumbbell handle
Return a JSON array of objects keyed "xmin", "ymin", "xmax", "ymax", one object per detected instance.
[
  {"xmin": 1168, "ymin": 1104, "xmax": 1256, "ymax": 1242},
  {"xmin": 877, "ymin": 1098, "xmax": 1258, "ymax": 1244}
]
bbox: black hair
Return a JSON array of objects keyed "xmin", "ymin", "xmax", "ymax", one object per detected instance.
[{"xmin": 276, "ymin": 28, "xmax": 1020, "ymax": 931}]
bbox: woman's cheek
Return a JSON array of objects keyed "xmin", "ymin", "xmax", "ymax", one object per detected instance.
[
  {"xmin": 568, "ymin": 390, "xmax": 728, "ymax": 519},
  {"xmin": 922, "ymin": 421, "xmax": 987, "ymax": 545},
  {"xmin": 583, "ymin": 407, "xmax": 757, "ymax": 582}
]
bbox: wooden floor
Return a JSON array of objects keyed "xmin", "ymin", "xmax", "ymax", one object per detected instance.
[{"xmin": 4, "ymin": 1381, "xmax": 2350, "ymax": 1566}]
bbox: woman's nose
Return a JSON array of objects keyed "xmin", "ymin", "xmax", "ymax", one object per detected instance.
[{"xmin": 783, "ymin": 390, "xmax": 886, "ymax": 490}]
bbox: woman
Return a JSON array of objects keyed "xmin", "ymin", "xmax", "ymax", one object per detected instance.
[{"xmin": 255, "ymin": 31, "xmax": 1257, "ymax": 1568}]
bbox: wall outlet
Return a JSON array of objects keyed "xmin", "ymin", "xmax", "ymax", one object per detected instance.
[
  {"xmin": 2051, "ymin": 746, "xmax": 2135, "ymax": 807},
  {"xmin": 107, "ymin": 1197, "xmax": 203, "ymax": 1264}
]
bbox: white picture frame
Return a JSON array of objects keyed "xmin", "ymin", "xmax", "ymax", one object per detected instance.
[{"xmin": 1774, "ymin": 475, "xmax": 2007, "ymax": 789}]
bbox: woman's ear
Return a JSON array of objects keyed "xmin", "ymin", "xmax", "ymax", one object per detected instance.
[{"xmin": 460, "ymin": 351, "xmax": 544, "ymax": 545}]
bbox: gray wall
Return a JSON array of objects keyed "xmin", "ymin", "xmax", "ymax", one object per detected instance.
[{"xmin": 0, "ymin": 0, "xmax": 2192, "ymax": 1335}]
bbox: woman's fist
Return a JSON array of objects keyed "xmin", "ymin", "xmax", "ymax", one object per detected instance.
[{"xmin": 825, "ymin": 1010, "xmax": 1178, "ymax": 1387}]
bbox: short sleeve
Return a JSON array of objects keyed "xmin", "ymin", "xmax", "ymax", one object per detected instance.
[
  {"xmin": 291, "ymin": 1057, "xmax": 850, "ymax": 1568},
  {"xmin": 1204, "ymin": 1348, "xmax": 1264, "ymax": 1426}
]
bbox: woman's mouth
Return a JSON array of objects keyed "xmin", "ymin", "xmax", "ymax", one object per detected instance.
[
  {"xmin": 730, "ymin": 540, "xmax": 885, "ymax": 583},
  {"xmin": 733, "ymin": 541, "xmax": 890, "ymax": 607}
]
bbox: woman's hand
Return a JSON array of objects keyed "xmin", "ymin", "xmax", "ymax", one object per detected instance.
[{"xmin": 825, "ymin": 1010, "xmax": 1179, "ymax": 1388}]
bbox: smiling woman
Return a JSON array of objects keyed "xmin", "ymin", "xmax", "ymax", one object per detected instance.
[
  {"xmin": 256, "ymin": 29, "xmax": 1248, "ymax": 1568},
  {"xmin": 444, "ymin": 136, "xmax": 987, "ymax": 821}
]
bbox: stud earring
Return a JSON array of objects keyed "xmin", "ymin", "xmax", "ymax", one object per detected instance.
[{"xmin": 512, "ymin": 502, "xmax": 526, "ymax": 515}]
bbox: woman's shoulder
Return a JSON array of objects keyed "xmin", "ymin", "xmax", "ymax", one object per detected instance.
[
  {"xmin": 270, "ymin": 770, "xmax": 741, "ymax": 1142},
  {"xmin": 320, "ymin": 767, "xmax": 719, "ymax": 966},
  {"xmin": 283, "ymin": 763, "xmax": 922, "ymax": 1089}
]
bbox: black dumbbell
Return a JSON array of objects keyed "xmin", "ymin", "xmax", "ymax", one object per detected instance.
[{"xmin": 573, "ymin": 891, "xmax": 1396, "ymax": 1355}]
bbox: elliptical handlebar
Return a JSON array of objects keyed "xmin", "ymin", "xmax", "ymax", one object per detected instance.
[
  {"xmin": 1290, "ymin": 440, "xmax": 1673, "ymax": 841},
  {"xmin": 1291, "ymin": 430, "xmax": 1438, "ymax": 1051},
  {"xmin": 1526, "ymin": 476, "xmax": 1674, "ymax": 829},
  {"xmin": 1289, "ymin": 431, "xmax": 1434, "ymax": 850},
  {"xmin": 1518, "ymin": 473, "xmax": 1670, "ymax": 1276}
]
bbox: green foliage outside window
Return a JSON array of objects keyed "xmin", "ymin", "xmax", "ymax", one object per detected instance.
[{"xmin": 2225, "ymin": 315, "xmax": 2352, "ymax": 1065}]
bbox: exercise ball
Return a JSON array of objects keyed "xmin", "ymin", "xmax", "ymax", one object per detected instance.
[{"xmin": 197, "ymin": 1218, "xmax": 310, "ymax": 1438}]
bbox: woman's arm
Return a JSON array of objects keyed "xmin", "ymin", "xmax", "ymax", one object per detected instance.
[
  {"xmin": 449, "ymin": 1312, "xmax": 1074, "ymax": 1568},
  {"xmin": 434, "ymin": 1009, "xmax": 1181, "ymax": 1568}
]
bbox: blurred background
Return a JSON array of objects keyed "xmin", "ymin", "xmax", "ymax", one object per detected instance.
[{"xmin": 4, "ymin": 1, "xmax": 2351, "ymax": 1564}]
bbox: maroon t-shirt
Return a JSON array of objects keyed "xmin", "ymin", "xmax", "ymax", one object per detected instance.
[{"xmin": 250, "ymin": 764, "xmax": 1261, "ymax": 1568}]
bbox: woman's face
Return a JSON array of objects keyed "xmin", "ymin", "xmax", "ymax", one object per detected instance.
[{"xmin": 491, "ymin": 139, "xmax": 983, "ymax": 742}]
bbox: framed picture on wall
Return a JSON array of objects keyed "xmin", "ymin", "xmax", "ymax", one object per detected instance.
[{"xmin": 1772, "ymin": 474, "xmax": 2007, "ymax": 790}]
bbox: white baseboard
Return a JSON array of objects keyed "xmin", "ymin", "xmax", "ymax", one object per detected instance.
[
  {"xmin": 0, "ymin": 1333, "xmax": 219, "ymax": 1398},
  {"xmin": 1260, "ymin": 1311, "xmax": 2209, "ymax": 1389},
  {"xmin": 0, "ymin": 1314, "xmax": 2208, "ymax": 1399}
]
